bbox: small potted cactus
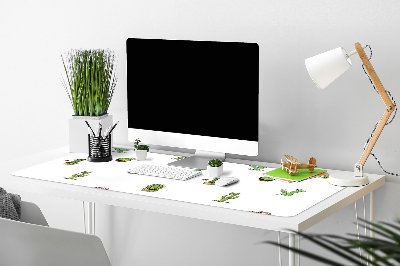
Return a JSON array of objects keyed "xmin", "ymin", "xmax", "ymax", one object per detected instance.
[
  {"xmin": 134, "ymin": 138, "xmax": 149, "ymax": 161},
  {"xmin": 207, "ymin": 159, "xmax": 223, "ymax": 178}
]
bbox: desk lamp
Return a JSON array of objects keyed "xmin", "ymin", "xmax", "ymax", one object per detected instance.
[{"xmin": 305, "ymin": 42, "xmax": 395, "ymax": 186}]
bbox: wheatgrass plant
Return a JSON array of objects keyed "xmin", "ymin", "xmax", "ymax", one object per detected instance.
[{"xmin": 61, "ymin": 49, "xmax": 118, "ymax": 116}]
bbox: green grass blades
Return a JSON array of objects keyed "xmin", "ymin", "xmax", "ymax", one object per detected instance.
[
  {"xmin": 263, "ymin": 218, "xmax": 400, "ymax": 266},
  {"xmin": 61, "ymin": 49, "xmax": 118, "ymax": 116}
]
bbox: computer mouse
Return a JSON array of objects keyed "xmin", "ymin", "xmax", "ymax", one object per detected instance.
[{"xmin": 214, "ymin": 177, "xmax": 239, "ymax": 187}]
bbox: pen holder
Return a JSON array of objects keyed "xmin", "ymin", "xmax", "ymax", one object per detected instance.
[{"xmin": 87, "ymin": 134, "xmax": 112, "ymax": 162}]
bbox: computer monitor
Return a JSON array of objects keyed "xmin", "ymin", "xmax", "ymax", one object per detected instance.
[{"xmin": 126, "ymin": 38, "xmax": 259, "ymax": 169}]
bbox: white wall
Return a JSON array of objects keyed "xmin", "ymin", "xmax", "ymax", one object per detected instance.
[{"xmin": 2, "ymin": 0, "xmax": 400, "ymax": 265}]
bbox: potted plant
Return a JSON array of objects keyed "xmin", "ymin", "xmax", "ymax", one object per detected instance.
[
  {"xmin": 134, "ymin": 138, "xmax": 149, "ymax": 161},
  {"xmin": 207, "ymin": 159, "xmax": 223, "ymax": 178},
  {"xmin": 264, "ymin": 218, "xmax": 400, "ymax": 265},
  {"xmin": 61, "ymin": 49, "xmax": 118, "ymax": 153}
]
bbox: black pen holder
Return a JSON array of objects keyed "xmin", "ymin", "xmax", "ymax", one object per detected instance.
[{"xmin": 87, "ymin": 134, "xmax": 112, "ymax": 162}]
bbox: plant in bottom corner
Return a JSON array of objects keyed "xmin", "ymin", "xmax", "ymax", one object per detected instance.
[{"xmin": 263, "ymin": 218, "xmax": 400, "ymax": 266}]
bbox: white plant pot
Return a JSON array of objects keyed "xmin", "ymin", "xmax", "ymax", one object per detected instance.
[
  {"xmin": 136, "ymin": 150, "xmax": 148, "ymax": 161},
  {"xmin": 69, "ymin": 114, "xmax": 113, "ymax": 153},
  {"xmin": 207, "ymin": 165, "xmax": 223, "ymax": 178}
]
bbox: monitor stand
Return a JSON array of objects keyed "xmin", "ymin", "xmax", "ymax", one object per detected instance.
[{"xmin": 168, "ymin": 150, "xmax": 225, "ymax": 170}]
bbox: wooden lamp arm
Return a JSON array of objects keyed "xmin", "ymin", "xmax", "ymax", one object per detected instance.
[{"xmin": 354, "ymin": 42, "xmax": 394, "ymax": 176}]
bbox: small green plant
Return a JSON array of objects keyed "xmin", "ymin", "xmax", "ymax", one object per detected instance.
[
  {"xmin": 61, "ymin": 49, "xmax": 118, "ymax": 116},
  {"xmin": 208, "ymin": 159, "xmax": 223, "ymax": 167},
  {"xmin": 134, "ymin": 138, "xmax": 149, "ymax": 151}
]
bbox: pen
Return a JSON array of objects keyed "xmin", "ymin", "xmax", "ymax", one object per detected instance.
[
  {"xmin": 85, "ymin": 120, "xmax": 95, "ymax": 136},
  {"xmin": 105, "ymin": 121, "xmax": 119, "ymax": 138},
  {"xmin": 98, "ymin": 123, "xmax": 102, "ymax": 138},
  {"xmin": 103, "ymin": 126, "xmax": 111, "ymax": 138}
]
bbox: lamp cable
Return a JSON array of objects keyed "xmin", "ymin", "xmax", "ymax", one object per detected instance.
[{"xmin": 361, "ymin": 45, "xmax": 399, "ymax": 176}]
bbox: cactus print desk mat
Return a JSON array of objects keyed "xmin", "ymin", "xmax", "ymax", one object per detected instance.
[{"xmin": 11, "ymin": 149, "xmax": 344, "ymax": 217}]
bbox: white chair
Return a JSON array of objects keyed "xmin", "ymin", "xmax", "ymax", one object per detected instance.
[{"xmin": 0, "ymin": 201, "xmax": 111, "ymax": 266}]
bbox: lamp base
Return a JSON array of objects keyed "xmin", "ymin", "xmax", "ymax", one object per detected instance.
[{"xmin": 327, "ymin": 172, "xmax": 369, "ymax": 187}]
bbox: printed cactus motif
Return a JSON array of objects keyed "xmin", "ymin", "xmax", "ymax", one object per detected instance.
[
  {"xmin": 280, "ymin": 189, "xmax": 306, "ymax": 196},
  {"xmin": 64, "ymin": 159, "xmax": 86, "ymax": 165},
  {"xmin": 142, "ymin": 184, "xmax": 165, "ymax": 192},
  {"xmin": 213, "ymin": 192, "xmax": 240, "ymax": 203},
  {"xmin": 64, "ymin": 171, "xmax": 92, "ymax": 180}
]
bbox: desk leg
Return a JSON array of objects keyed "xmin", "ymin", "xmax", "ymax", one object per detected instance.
[
  {"xmin": 83, "ymin": 202, "xmax": 95, "ymax": 235},
  {"xmin": 370, "ymin": 190, "xmax": 375, "ymax": 238},
  {"xmin": 289, "ymin": 233, "xmax": 295, "ymax": 266},
  {"xmin": 370, "ymin": 190, "xmax": 376, "ymax": 264}
]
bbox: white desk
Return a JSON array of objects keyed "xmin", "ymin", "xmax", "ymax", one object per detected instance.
[{"xmin": 0, "ymin": 146, "xmax": 385, "ymax": 266}]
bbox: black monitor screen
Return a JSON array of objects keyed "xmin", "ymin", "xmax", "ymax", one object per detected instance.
[{"xmin": 126, "ymin": 38, "xmax": 259, "ymax": 142}]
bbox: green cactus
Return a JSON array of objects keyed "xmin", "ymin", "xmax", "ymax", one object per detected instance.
[
  {"xmin": 64, "ymin": 171, "xmax": 92, "ymax": 180},
  {"xmin": 114, "ymin": 148, "xmax": 129, "ymax": 153},
  {"xmin": 174, "ymin": 156, "xmax": 187, "ymax": 161},
  {"xmin": 64, "ymin": 159, "xmax": 86, "ymax": 165},
  {"xmin": 249, "ymin": 165, "xmax": 267, "ymax": 171},
  {"xmin": 280, "ymin": 189, "xmax": 306, "ymax": 196},
  {"xmin": 213, "ymin": 192, "xmax": 240, "ymax": 203},
  {"xmin": 116, "ymin": 157, "xmax": 135, "ymax": 162},
  {"xmin": 260, "ymin": 176, "xmax": 274, "ymax": 181},
  {"xmin": 209, "ymin": 178, "xmax": 220, "ymax": 183},
  {"xmin": 142, "ymin": 184, "xmax": 165, "ymax": 192}
]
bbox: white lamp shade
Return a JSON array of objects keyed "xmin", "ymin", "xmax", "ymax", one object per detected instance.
[{"xmin": 305, "ymin": 47, "xmax": 352, "ymax": 89}]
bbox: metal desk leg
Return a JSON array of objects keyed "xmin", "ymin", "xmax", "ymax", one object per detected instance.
[
  {"xmin": 289, "ymin": 233, "xmax": 295, "ymax": 266},
  {"xmin": 370, "ymin": 190, "xmax": 375, "ymax": 238},
  {"xmin": 83, "ymin": 202, "xmax": 95, "ymax": 235},
  {"xmin": 370, "ymin": 190, "xmax": 376, "ymax": 264}
]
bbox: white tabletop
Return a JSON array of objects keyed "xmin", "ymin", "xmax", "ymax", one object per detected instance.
[{"xmin": 0, "ymin": 146, "xmax": 385, "ymax": 233}]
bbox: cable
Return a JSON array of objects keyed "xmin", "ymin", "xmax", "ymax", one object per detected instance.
[{"xmin": 361, "ymin": 45, "xmax": 400, "ymax": 176}]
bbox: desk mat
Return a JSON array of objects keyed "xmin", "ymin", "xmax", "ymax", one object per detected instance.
[{"xmin": 12, "ymin": 149, "xmax": 344, "ymax": 217}]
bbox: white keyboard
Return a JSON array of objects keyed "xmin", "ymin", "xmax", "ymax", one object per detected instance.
[{"xmin": 127, "ymin": 164, "xmax": 202, "ymax": 181}]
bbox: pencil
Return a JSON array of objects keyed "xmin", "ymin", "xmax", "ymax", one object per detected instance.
[
  {"xmin": 106, "ymin": 121, "xmax": 119, "ymax": 138},
  {"xmin": 85, "ymin": 120, "xmax": 95, "ymax": 136}
]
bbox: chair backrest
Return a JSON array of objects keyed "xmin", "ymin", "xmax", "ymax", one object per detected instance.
[
  {"xmin": 0, "ymin": 201, "xmax": 111, "ymax": 266},
  {"xmin": 20, "ymin": 201, "xmax": 48, "ymax": 226}
]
